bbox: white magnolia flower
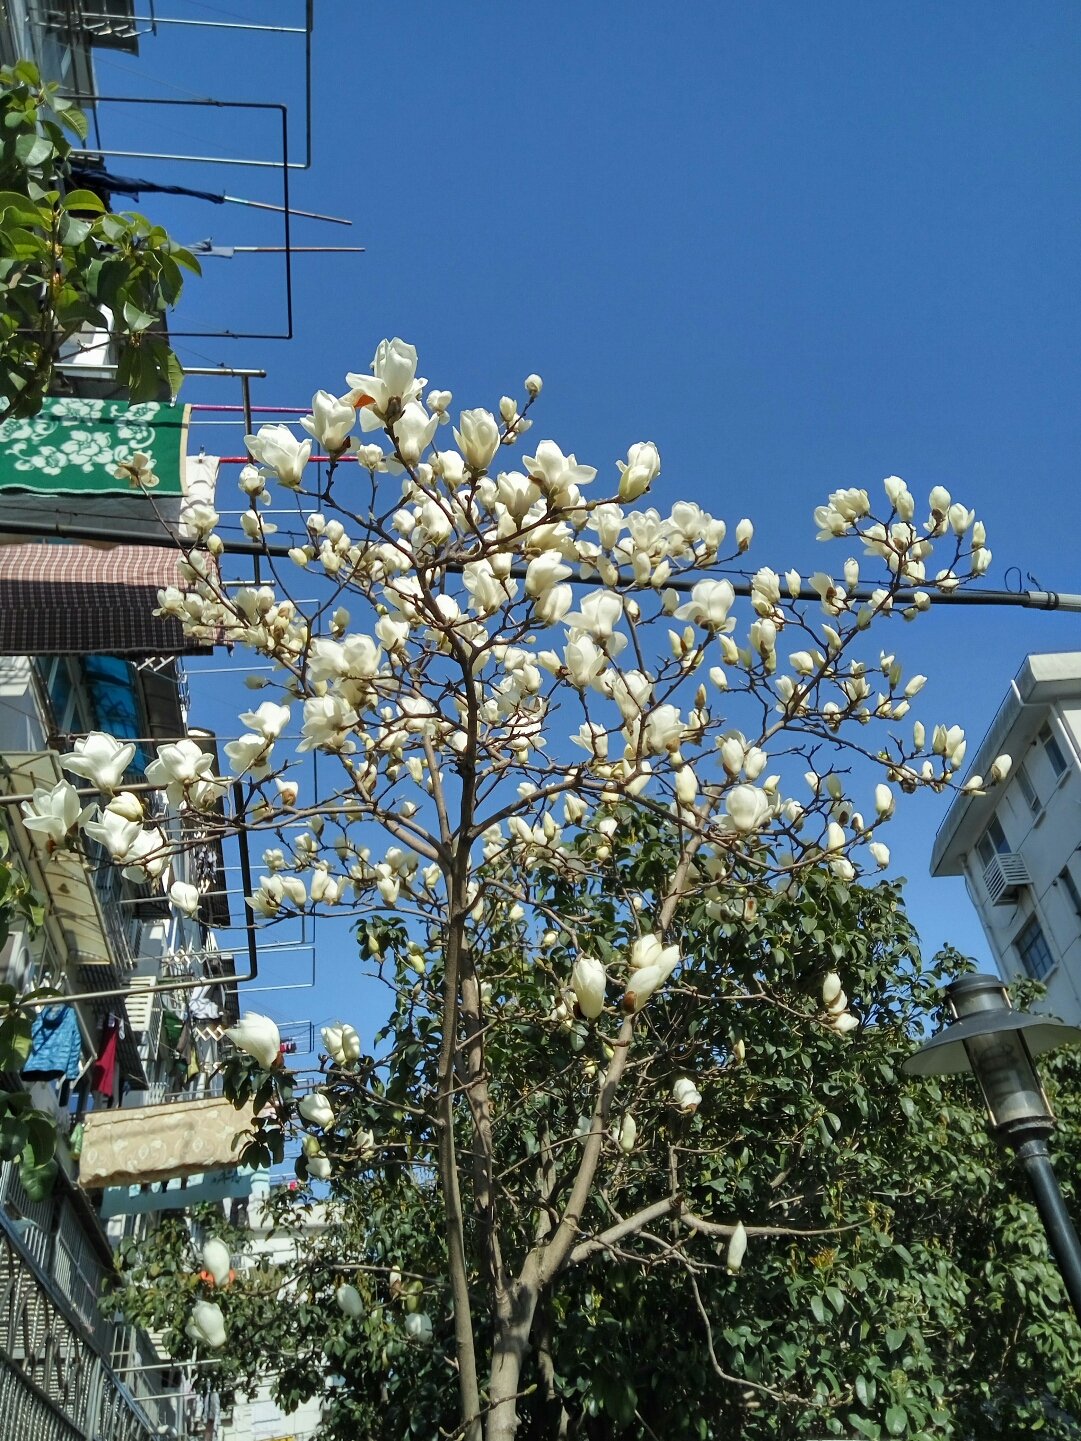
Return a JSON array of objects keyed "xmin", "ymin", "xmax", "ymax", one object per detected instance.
[
  {"xmin": 346, "ymin": 337, "xmax": 425, "ymax": 430},
  {"xmin": 391, "ymin": 400, "xmax": 439, "ymax": 466},
  {"xmin": 564, "ymin": 591, "xmax": 625, "ymax": 647},
  {"xmin": 106, "ymin": 791, "xmax": 142, "ymax": 823},
  {"xmin": 82, "ymin": 809, "xmax": 142, "ymax": 859},
  {"xmin": 562, "ymin": 634, "xmax": 607, "ymax": 690},
  {"xmin": 114, "ymin": 450, "xmax": 160, "ymax": 489},
  {"xmin": 675, "ymin": 579, "xmax": 735, "ymax": 630},
  {"xmin": 405, "ymin": 1312, "xmax": 434, "ymax": 1344},
  {"xmin": 869, "ymin": 841, "xmax": 890, "ymax": 867},
  {"xmin": 884, "ymin": 475, "xmax": 915, "ymax": 520},
  {"xmin": 726, "ymin": 1221, "xmax": 748, "ymax": 1274},
  {"xmin": 186, "ymin": 1300, "xmax": 226, "ymax": 1349},
  {"xmin": 298, "ymin": 1091, "xmax": 336, "ymax": 1128},
  {"xmin": 306, "ymin": 1155, "xmax": 333, "ymax": 1180},
  {"xmin": 725, "ymin": 784, "xmax": 770, "ymax": 833},
  {"xmin": 672, "ymin": 1076, "xmax": 703, "ymax": 1113},
  {"xmin": 298, "ymin": 696, "xmax": 359, "ymax": 754},
  {"xmin": 145, "ymin": 739, "xmax": 216, "ymax": 802},
  {"xmin": 238, "ymin": 464, "xmax": 265, "ymax": 497},
  {"xmin": 616, "ymin": 1114, "xmax": 637, "ymax": 1152},
  {"xmin": 21, "ymin": 781, "xmax": 92, "ymax": 849},
  {"xmin": 822, "ymin": 972, "xmax": 843, "ymax": 1006},
  {"xmin": 225, "ymin": 1013, "xmax": 280, "ymax": 1069},
  {"xmin": 323, "ymin": 1021, "xmax": 361, "ymax": 1065},
  {"xmin": 675, "ymin": 765, "xmax": 698, "ymax": 807},
  {"xmin": 238, "ymin": 701, "xmax": 291, "ymax": 741},
  {"xmin": 62, "ymin": 732, "xmax": 136, "ymax": 793},
  {"xmin": 617, "ymin": 441, "xmax": 661, "ymax": 502},
  {"xmin": 244, "ymin": 424, "xmax": 311, "ymax": 488},
  {"xmin": 454, "ymin": 408, "xmax": 501, "ymax": 469},
  {"xmin": 169, "ymin": 881, "xmax": 201, "ymax": 918},
  {"xmin": 301, "ymin": 390, "xmax": 355, "ymax": 454},
  {"xmin": 629, "ymin": 935, "xmax": 680, "ymax": 973},
  {"xmin": 874, "ymin": 783, "xmax": 895, "ymax": 819},
  {"xmin": 989, "ymin": 753, "xmax": 1012, "ymax": 783},
  {"xmin": 829, "ymin": 1011, "xmax": 860, "ymax": 1035},
  {"xmin": 570, "ymin": 956, "xmax": 607, "ymax": 1019},
  {"xmin": 525, "ymin": 373, "xmax": 543, "ymax": 396},
  {"xmin": 523, "ymin": 439, "xmax": 597, "ymax": 503},
  {"xmin": 623, "ymin": 941, "xmax": 679, "ymax": 1010},
  {"xmin": 201, "ymin": 1239, "xmax": 232, "ymax": 1287},
  {"xmin": 336, "ymin": 1283, "xmax": 365, "ymax": 1319},
  {"xmin": 642, "ymin": 704, "xmax": 684, "ymax": 755},
  {"xmin": 224, "ymin": 733, "xmax": 271, "ymax": 780}
]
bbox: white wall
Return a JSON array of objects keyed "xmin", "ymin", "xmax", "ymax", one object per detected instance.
[{"xmin": 963, "ymin": 705, "xmax": 1081, "ymax": 1022}]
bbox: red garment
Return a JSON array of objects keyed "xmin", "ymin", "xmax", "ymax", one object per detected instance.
[{"xmin": 90, "ymin": 1019, "xmax": 120, "ymax": 1100}]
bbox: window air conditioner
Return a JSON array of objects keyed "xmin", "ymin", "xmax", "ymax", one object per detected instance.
[{"xmin": 983, "ymin": 852, "xmax": 1031, "ymax": 906}]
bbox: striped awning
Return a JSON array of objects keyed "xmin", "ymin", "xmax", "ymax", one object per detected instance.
[{"xmin": 0, "ymin": 542, "xmax": 206, "ymax": 656}]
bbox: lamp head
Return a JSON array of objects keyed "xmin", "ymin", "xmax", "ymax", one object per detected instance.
[{"xmin": 902, "ymin": 973, "xmax": 1081, "ymax": 1141}]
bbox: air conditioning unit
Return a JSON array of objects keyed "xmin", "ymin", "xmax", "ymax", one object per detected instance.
[{"xmin": 983, "ymin": 852, "xmax": 1031, "ymax": 906}]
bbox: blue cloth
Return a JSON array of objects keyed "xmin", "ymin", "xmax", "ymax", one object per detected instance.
[{"xmin": 23, "ymin": 1005, "xmax": 82, "ymax": 1081}]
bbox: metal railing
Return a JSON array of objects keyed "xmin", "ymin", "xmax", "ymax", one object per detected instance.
[{"xmin": 0, "ymin": 1162, "xmax": 165, "ymax": 1439}]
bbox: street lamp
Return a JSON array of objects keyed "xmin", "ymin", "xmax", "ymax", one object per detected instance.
[{"xmin": 903, "ymin": 972, "xmax": 1081, "ymax": 1320}]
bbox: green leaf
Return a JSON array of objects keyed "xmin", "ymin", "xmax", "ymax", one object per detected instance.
[
  {"xmin": 122, "ymin": 298, "xmax": 159, "ymax": 333},
  {"xmin": 885, "ymin": 1404, "xmax": 908, "ymax": 1436},
  {"xmin": 61, "ymin": 187, "xmax": 105, "ymax": 214},
  {"xmin": 14, "ymin": 133, "xmax": 52, "ymax": 168},
  {"xmin": 61, "ymin": 107, "xmax": 88, "ymax": 142},
  {"xmin": 18, "ymin": 1155, "xmax": 57, "ymax": 1201}
]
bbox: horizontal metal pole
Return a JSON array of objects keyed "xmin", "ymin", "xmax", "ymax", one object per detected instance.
[
  {"xmin": 88, "ymin": 147, "xmax": 289, "ymax": 170},
  {"xmin": 0, "ymin": 514, "xmax": 1078, "ymax": 611},
  {"xmin": 74, "ymin": 13, "xmax": 308, "ymax": 31},
  {"xmin": 53, "ymin": 363, "xmax": 268, "ymax": 378}
]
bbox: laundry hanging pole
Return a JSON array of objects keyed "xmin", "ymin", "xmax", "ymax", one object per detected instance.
[{"xmin": 68, "ymin": 165, "xmax": 351, "ymax": 225}]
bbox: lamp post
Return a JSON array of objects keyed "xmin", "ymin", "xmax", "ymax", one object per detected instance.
[{"xmin": 903, "ymin": 972, "xmax": 1081, "ymax": 1321}]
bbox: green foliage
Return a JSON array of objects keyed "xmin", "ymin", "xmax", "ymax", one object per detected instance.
[
  {"xmin": 0, "ymin": 60, "xmax": 198, "ymax": 418},
  {"xmin": 110, "ymin": 828, "xmax": 1081, "ymax": 1438}
]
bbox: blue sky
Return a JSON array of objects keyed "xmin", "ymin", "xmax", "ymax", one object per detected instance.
[{"xmin": 87, "ymin": 2, "xmax": 1081, "ymax": 1044}]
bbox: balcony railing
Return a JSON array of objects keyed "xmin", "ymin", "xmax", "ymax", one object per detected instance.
[{"xmin": 0, "ymin": 1181, "xmax": 164, "ymax": 1440}]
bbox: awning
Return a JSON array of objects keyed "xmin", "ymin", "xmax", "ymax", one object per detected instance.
[
  {"xmin": 79, "ymin": 1095, "xmax": 257, "ymax": 1190},
  {"xmin": 0, "ymin": 397, "xmax": 189, "ymax": 497},
  {"xmin": 0, "ymin": 542, "xmax": 206, "ymax": 655}
]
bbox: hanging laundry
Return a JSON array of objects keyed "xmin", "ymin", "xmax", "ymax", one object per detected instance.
[
  {"xmin": 90, "ymin": 1016, "xmax": 121, "ymax": 1102},
  {"xmin": 22, "ymin": 1004, "xmax": 82, "ymax": 1082}
]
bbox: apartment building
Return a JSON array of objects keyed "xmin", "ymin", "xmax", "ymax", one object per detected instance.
[{"xmin": 931, "ymin": 652, "xmax": 1081, "ymax": 1024}]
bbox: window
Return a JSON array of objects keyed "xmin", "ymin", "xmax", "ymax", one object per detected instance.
[
  {"xmin": 1039, "ymin": 722, "xmax": 1068, "ymax": 779},
  {"xmin": 976, "ymin": 814, "xmax": 1010, "ymax": 868},
  {"xmin": 1016, "ymin": 912, "xmax": 1055, "ymax": 980},
  {"xmin": 1017, "ymin": 765, "xmax": 1042, "ymax": 816},
  {"xmin": 1059, "ymin": 866, "xmax": 1081, "ymax": 922}
]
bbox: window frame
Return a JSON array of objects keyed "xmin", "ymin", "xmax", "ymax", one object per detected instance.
[
  {"xmin": 976, "ymin": 813, "xmax": 1010, "ymax": 868},
  {"xmin": 1015, "ymin": 911, "xmax": 1055, "ymax": 981},
  {"xmin": 1039, "ymin": 721, "xmax": 1069, "ymax": 780}
]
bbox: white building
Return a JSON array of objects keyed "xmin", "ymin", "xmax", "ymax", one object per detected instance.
[
  {"xmin": 931, "ymin": 652, "xmax": 1081, "ymax": 1022},
  {"xmin": 216, "ymin": 1176, "xmax": 326, "ymax": 1441}
]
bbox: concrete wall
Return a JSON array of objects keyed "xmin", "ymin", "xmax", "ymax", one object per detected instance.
[{"xmin": 961, "ymin": 704, "xmax": 1081, "ymax": 1021}]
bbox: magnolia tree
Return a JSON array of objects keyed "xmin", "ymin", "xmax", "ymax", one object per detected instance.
[
  {"xmin": 20, "ymin": 339, "xmax": 1011, "ymax": 1440},
  {"xmin": 111, "ymin": 874, "xmax": 1081, "ymax": 1440}
]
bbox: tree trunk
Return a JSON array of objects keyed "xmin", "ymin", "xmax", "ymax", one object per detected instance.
[{"xmin": 487, "ymin": 1272, "xmax": 542, "ymax": 1441}]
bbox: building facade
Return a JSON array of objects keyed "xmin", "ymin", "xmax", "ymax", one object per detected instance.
[
  {"xmin": 0, "ymin": 6, "xmax": 246, "ymax": 1438},
  {"xmin": 931, "ymin": 652, "xmax": 1081, "ymax": 1024}
]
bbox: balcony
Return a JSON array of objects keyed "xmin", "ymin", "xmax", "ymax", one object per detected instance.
[{"xmin": 0, "ymin": 1160, "xmax": 168, "ymax": 1440}]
